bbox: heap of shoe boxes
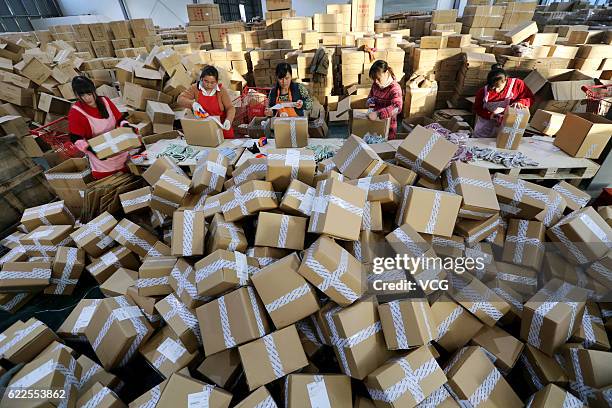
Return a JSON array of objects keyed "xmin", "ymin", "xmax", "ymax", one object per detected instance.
[{"xmin": 2, "ymin": 112, "xmax": 612, "ymax": 406}]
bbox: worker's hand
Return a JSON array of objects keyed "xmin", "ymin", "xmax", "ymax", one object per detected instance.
[
  {"xmin": 492, "ymin": 107, "xmax": 505, "ymax": 115},
  {"xmin": 264, "ymin": 108, "xmax": 273, "ymax": 117},
  {"xmin": 368, "ymin": 111, "xmax": 378, "ymax": 121},
  {"xmin": 295, "ymin": 100, "xmax": 303, "ymax": 109},
  {"xmin": 512, "ymin": 102, "xmax": 526, "ymax": 109},
  {"xmin": 222, "ymin": 119, "xmax": 231, "ymax": 130},
  {"xmin": 192, "ymin": 101, "xmax": 205, "ymax": 115}
]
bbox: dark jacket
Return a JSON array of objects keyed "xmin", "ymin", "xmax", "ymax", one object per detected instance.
[{"xmin": 268, "ymin": 81, "xmax": 305, "ymax": 117}]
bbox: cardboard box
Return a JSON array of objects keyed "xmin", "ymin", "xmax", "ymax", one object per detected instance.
[
  {"xmin": 196, "ymin": 286, "xmax": 271, "ymax": 356},
  {"xmin": 527, "ymin": 384, "xmax": 584, "ymax": 408},
  {"xmin": 350, "ymin": 109, "xmax": 390, "ymax": 139},
  {"xmin": 530, "ymin": 109, "xmax": 565, "ymax": 136},
  {"xmin": 379, "ymin": 299, "xmax": 438, "ymax": 349},
  {"xmin": 520, "ymin": 279, "xmax": 588, "ymax": 356},
  {"xmin": 285, "ymin": 374, "xmax": 352, "ymax": 407},
  {"xmin": 493, "ymin": 174, "xmax": 550, "ymax": 219},
  {"xmin": 280, "ymin": 179, "xmax": 316, "ymax": 217},
  {"xmin": 444, "ymin": 161, "xmax": 499, "ymax": 220},
  {"xmin": 251, "ymin": 253, "xmax": 319, "ymax": 328},
  {"xmin": 267, "ymin": 0, "xmax": 292, "ymax": 11},
  {"xmin": 136, "ymin": 256, "xmax": 175, "ymax": 297},
  {"xmin": 181, "ymin": 117, "xmax": 224, "ymax": 147},
  {"xmin": 20, "ymin": 57, "xmax": 51, "ymax": 85},
  {"xmin": 44, "ymin": 246, "xmax": 85, "ymax": 295},
  {"xmin": 196, "ymin": 348, "xmax": 241, "ymax": 388},
  {"xmin": 396, "ymin": 125, "xmax": 457, "ymax": 181},
  {"xmin": 431, "ymin": 295, "xmax": 484, "ymax": 353},
  {"xmin": 109, "ymin": 218, "xmax": 160, "ymax": 258},
  {"xmin": 156, "ymin": 373, "xmax": 232, "ymax": 407},
  {"xmin": 20, "ymin": 200, "xmax": 74, "ymax": 231},
  {"xmin": 266, "ymin": 148, "xmax": 315, "ymax": 191},
  {"xmin": 87, "ymin": 246, "xmax": 139, "ymax": 284},
  {"xmin": 155, "ymin": 293, "xmax": 202, "ymax": 354},
  {"xmin": 351, "ymin": 0, "xmax": 375, "ymax": 32},
  {"xmin": 88, "ymin": 127, "xmax": 141, "ymax": 159},
  {"xmin": 333, "ymin": 135, "xmax": 386, "ymax": 179},
  {"xmin": 194, "ymin": 248, "xmax": 258, "ymax": 297},
  {"xmin": 396, "ymin": 186, "xmax": 461, "ymax": 237},
  {"xmin": 501, "ymin": 219, "xmax": 545, "ymax": 271},
  {"xmin": 524, "ymin": 70, "xmax": 594, "ymax": 114},
  {"xmin": 20, "ymin": 224, "xmax": 73, "ymax": 258},
  {"xmin": 554, "ymin": 113, "xmax": 612, "ymax": 159},
  {"xmin": 274, "ymin": 117, "xmax": 308, "ymax": 148},
  {"xmin": 307, "ymin": 177, "xmax": 367, "ymax": 241},
  {"xmin": 220, "ymin": 180, "xmax": 277, "ymax": 222},
  {"xmin": 298, "ymin": 236, "xmax": 364, "ymax": 306},
  {"xmin": 0, "ymin": 261, "xmax": 51, "ymax": 291},
  {"xmin": 255, "ymin": 212, "xmax": 307, "ymax": 250},
  {"xmin": 552, "ymin": 180, "xmax": 590, "ymax": 212},
  {"xmin": 123, "ymin": 82, "xmax": 172, "ymax": 110},
  {"xmin": 496, "ymin": 106, "xmax": 530, "ymax": 150}
]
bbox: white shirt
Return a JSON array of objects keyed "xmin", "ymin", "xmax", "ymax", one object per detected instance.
[{"xmin": 199, "ymin": 82, "xmax": 220, "ymax": 96}]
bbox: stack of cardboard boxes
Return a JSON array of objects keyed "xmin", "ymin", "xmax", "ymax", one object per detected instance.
[
  {"xmin": 265, "ymin": 0, "xmax": 294, "ymax": 39},
  {"xmin": 327, "ymin": 3, "xmax": 352, "ymax": 33},
  {"xmin": 427, "ymin": 9, "xmax": 461, "ymax": 36},
  {"xmin": 500, "ymin": 1, "xmax": 537, "ymax": 31},
  {"xmin": 208, "ymin": 22, "xmax": 246, "ymax": 50},
  {"xmin": 461, "ymin": 5, "xmax": 506, "ymax": 38},
  {"xmin": 281, "ymin": 17, "xmax": 312, "ymax": 49},
  {"xmin": 186, "ymin": 4, "xmax": 223, "ymax": 49}
]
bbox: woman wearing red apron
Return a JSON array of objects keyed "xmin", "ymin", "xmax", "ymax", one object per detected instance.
[
  {"xmin": 177, "ymin": 65, "xmax": 236, "ymax": 139},
  {"xmin": 264, "ymin": 63, "xmax": 312, "ymax": 118},
  {"xmin": 473, "ymin": 64, "xmax": 534, "ymax": 138},
  {"xmin": 68, "ymin": 76, "xmax": 134, "ymax": 180}
]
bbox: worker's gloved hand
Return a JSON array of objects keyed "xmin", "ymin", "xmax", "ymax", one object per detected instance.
[
  {"xmin": 192, "ymin": 101, "xmax": 207, "ymax": 117},
  {"xmin": 492, "ymin": 107, "xmax": 505, "ymax": 115},
  {"xmin": 74, "ymin": 139, "xmax": 89, "ymax": 152},
  {"xmin": 222, "ymin": 119, "xmax": 231, "ymax": 130}
]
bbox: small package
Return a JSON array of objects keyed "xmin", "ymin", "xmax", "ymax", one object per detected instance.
[
  {"xmin": 285, "ymin": 374, "xmax": 352, "ymax": 407},
  {"xmin": 181, "ymin": 117, "xmax": 224, "ymax": 147},
  {"xmin": 153, "ymin": 169, "xmax": 192, "ymax": 209},
  {"xmin": 20, "ymin": 201, "xmax": 74, "ymax": 231},
  {"xmin": 502, "ymin": 219, "xmax": 546, "ymax": 270},
  {"xmin": 0, "ymin": 318, "xmax": 57, "ymax": 364},
  {"xmin": 171, "ymin": 210, "xmax": 206, "ymax": 257},
  {"xmin": 252, "ymin": 253, "xmax": 319, "ymax": 329},
  {"xmin": 88, "ymin": 127, "xmax": 141, "ymax": 159},
  {"xmin": 493, "ymin": 174, "xmax": 550, "ymax": 219},
  {"xmin": 470, "ymin": 324, "xmax": 524, "ymax": 373},
  {"xmin": 266, "ymin": 148, "xmax": 316, "ymax": 190},
  {"xmin": 552, "ymin": 181, "xmax": 590, "ymax": 212},
  {"xmin": 444, "ymin": 162, "xmax": 499, "ymax": 220},
  {"xmin": 120, "ymin": 186, "xmax": 152, "ymax": 213},
  {"xmin": 169, "ymin": 258, "xmax": 207, "ymax": 309},
  {"xmin": 430, "ymin": 295, "xmax": 484, "ymax": 354},
  {"xmin": 196, "ymin": 286, "xmax": 270, "ymax": 356},
  {"xmin": 194, "ymin": 249, "xmax": 259, "ymax": 297},
  {"xmin": 70, "ymin": 212, "xmax": 118, "ymax": 257},
  {"xmin": 333, "ymin": 135, "xmax": 387, "ymax": 179},
  {"xmin": 156, "ymin": 373, "xmax": 232, "ymax": 408},
  {"xmin": 255, "ymin": 212, "xmax": 307, "ymax": 250},
  {"xmin": 299, "ymin": 236, "xmax": 364, "ymax": 306},
  {"xmin": 45, "ymin": 246, "xmax": 85, "ymax": 295},
  {"xmin": 220, "ymin": 180, "xmax": 277, "ymax": 222},
  {"xmin": 140, "ymin": 324, "xmax": 197, "ymax": 378},
  {"xmin": 136, "ymin": 257, "xmax": 176, "ymax": 297},
  {"xmin": 76, "ymin": 382, "xmax": 123, "ymax": 408},
  {"xmin": 274, "ymin": 117, "xmax": 308, "ymax": 147},
  {"xmin": 280, "ymin": 179, "xmax": 316, "ymax": 217},
  {"xmin": 109, "ymin": 218, "xmax": 160, "ymax": 258},
  {"xmin": 496, "ymin": 106, "xmax": 530, "ymax": 150},
  {"xmin": 20, "ymin": 225, "xmax": 73, "ymax": 258},
  {"xmin": 207, "ymin": 213, "xmax": 248, "ymax": 253},
  {"xmin": 449, "ymin": 274, "xmax": 511, "ymax": 327},
  {"xmin": 238, "ymin": 324, "xmax": 308, "ymax": 390},
  {"xmin": 378, "ymin": 299, "xmax": 438, "ymax": 349},
  {"xmin": 396, "ymin": 186, "xmax": 461, "ymax": 237},
  {"xmin": 192, "ymin": 150, "xmax": 228, "ymax": 193},
  {"xmin": 0, "ymin": 261, "xmax": 52, "ymax": 292},
  {"xmin": 87, "ymin": 246, "xmax": 140, "ymax": 284}
]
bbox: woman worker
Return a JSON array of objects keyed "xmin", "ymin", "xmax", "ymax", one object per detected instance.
[
  {"xmin": 473, "ymin": 63, "xmax": 534, "ymax": 138},
  {"xmin": 68, "ymin": 75, "xmax": 133, "ymax": 179},
  {"xmin": 177, "ymin": 65, "xmax": 236, "ymax": 138},
  {"xmin": 366, "ymin": 60, "xmax": 403, "ymax": 139},
  {"xmin": 265, "ymin": 62, "xmax": 313, "ymax": 117}
]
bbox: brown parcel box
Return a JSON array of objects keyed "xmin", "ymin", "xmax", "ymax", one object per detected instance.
[
  {"xmin": 239, "ymin": 324, "xmax": 308, "ymax": 391},
  {"xmin": 496, "ymin": 106, "xmax": 530, "ymax": 150},
  {"xmin": 299, "ymin": 236, "xmax": 364, "ymax": 307},
  {"xmin": 530, "ymin": 109, "xmax": 566, "ymax": 136},
  {"xmin": 444, "ymin": 161, "xmax": 499, "ymax": 220},
  {"xmin": 206, "ymin": 213, "xmax": 248, "ymax": 253},
  {"xmin": 251, "ymin": 253, "xmax": 319, "ymax": 329},
  {"xmin": 280, "ymin": 179, "xmax": 316, "ymax": 217},
  {"xmin": 156, "ymin": 373, "xmax": 232, "ymax": 408},
  {"xmin": 192, "ymin": 150, "xmax": 228, "ymax": 194},
  {"xmin": 136, "ymin": 256, "xmax": 175, "ymax": 297},
  {"xmin": 350, "ymin": 109, "xmax": 391, "ymax": 139},
  {"xmin": 528, "ymin": 384, "xmax": 584, "ymax": 408},
  {"xmin": 194, "ymin": 249, "xmax": 259, "ymax": 298},
  {"xmin": 520, "ymin": 279, "xmax": 588, "ymax": 356},
  {"xmin": 20, "ymin": 200, "xmax": 74, "ymax": 231},
  {"xmin": 379, "ymin": 299, "xmax": 438, "ymax": 350},
  {"xmin": 109, "ymin": 218, "xmax": 160, "ymax": 258},
  {"xmin": 274, "ymin": 117, "xmax": 308, "ymax": 148},
  {"xmin": 87, "ymin": 246, "xmax": 140, "ymax": 284},
  {"xmin": 396, "ymin": 186, "xmax": 461, "ymax": 237},
  {"xmin": 76, "ymin": 382, "xmax": 123, "ymax": 408},
  {"xmin": 446, "ymin": 346, "xmax": 522, "ymax": 407},
  {"xmin": 449, "ymin": 273, "xmax": 511, "ymax": 327},
  {"xmin": 255, "ymin": 212, "xmax": 307, "ymax": 250},
  {"xmin": 0, "ymin": 318, "xmax": 57, "ymax": 364},
  {"xmin": 146, "ymin": 100, "xmax": 175, "ymax": 133},
  {"xmin": 554, "ymin": 113, "xmax": 612, "ymax": 159},
  {"xmin": 99, "ymin": 267, "xmax": 138, "ymax": 297},
  {"xmin": 285, "ymin": 374, "xmax": 352, "ymax": 408},
  {"xmin": 220, "ymin": 180, "xmax": 278, "ymax": 222},
  {"xmin": 501, "ymin": 219, "xmax": 546, "ymax": 271},
  {"xmin": 571, "ymin": 302, "xmax": 610, "ymax": 350},
  {"xmin": 168, "ymin": 258, "xmax": 206, "ymax": 309},
  {"xmin": 140, "ymin": 325, "xmax": 197, "ymax": 379},
  {"xmin": 122, "ymin": 82, "xmax": 172, "ymax": 110},
  {"xmin": 524, "ymin": 70, "xmax": 595, "ymax": 114},
  {"xmin": 366, "ymin": 345, "xmax": 446, "ymax": 407},
  {"xmin": 266, "ymin": 148, "xmax": 316, "ymax": 191},
  {"xmin": 492, "ymin": 174, "xmax": 550, "ymax": 219},
  {"xmin": 430, "ymin": 295, "xmax": 484, "ymax": 353},
  {"xmin": 45, "ymin": 246, "xmax": 86, "ymax": 295},
  {"xmin": 470, "ymin": 324, "xmax": 524, "ymax": 373},
  {"xmin": 333, "ymin": 135, "xmax": 387, "ymax": 179},
  {"xmin": 196, "ymin": 348, "xmax": 241, "ymax": 389},
  {"xmin": 196, "ymin": 286, "xmax": 271, "ymax": 356},
  {"xmin": 120, "ymin": 186, "xmax": 152, "ymax": 213},
  {"xmin": 552, "ymin": 180, "xmax": 590, "ymax": 212},
  {"xmin": 404, "ymin": 76, "xmax": 438, "ymax": 119},
  {"xmin": 84, "ymin": 296, "xmax": 154, "ymax": 370},
  {"xmin": 171, "ymin": 210, "xmax": 206, "ymax": 257},
  {"xmin": 234, "ymin": 386, "xmax": 276, "ymax": 408},
  {"xmin": 88, "ymin": 127, "xmax": 141, "ymax": 160},
  {"xmin": 181, "ymin": 117, "xmax": 224, "ymax": 147}
]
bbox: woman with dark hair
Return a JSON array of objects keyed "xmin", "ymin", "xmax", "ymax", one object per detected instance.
[
  {"xmin": 367, "ymin": 60, "xmax": 403, "ymax": 139},
  {"xmin": 68, "ymin": 75, "xmax": 132, "ymax": 179},
  {"xmin": 265, "ymin": 62, "xmax": 312, "ymax": 117},
  {"xmin": 473, "ymin": 63, "xmax": 534, "ymax": 138},
  {"xmin": 177, "ymin": 65, "xmax": 236, "ymax": 138}
]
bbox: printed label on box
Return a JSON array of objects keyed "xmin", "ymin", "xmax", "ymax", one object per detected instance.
[
  {"xmin": 307, "ymin": 380, "xmax": 332, "ymax": 408},
  {"xmin": 156, "ymin": 337, "xmax": 186, "ymax": 363},
  {"xmin": 74, "ymin": 305, "xmax": 96, "ymax": 330},
  {"xmin": 114, "ymin": 305, "xmax": 142, "ymax": 321}
]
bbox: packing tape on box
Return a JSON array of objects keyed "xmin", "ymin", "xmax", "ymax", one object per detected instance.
[
  {"xmin": 133, "ymin": 383, "xmax": 163, "ymax": 408},
  {"xmin": 12, "ymin": 355, "xmax": 78, "ymax": 402},
  {"xmin": 45, "ymin": 168, "xmax": 92, "ymax": 180},
  {"xmin": 285, "ymin": 186, "xmax": 315, "ymax": 215},
  {"xmin": 92, "ymin": 296, "xmax": 149, "ymax": 367},
  {"xmin": 78, "ymin": 362, "xmax": 102, "ymax": 390},
  {"xmin": 368, "ymin": 356, "xmax": 439, "ymax": 403},
  {"xmin": 389, "ymin": 300, "xmax": 409, "ymax": 349},
  {"xmin": 206, "ymin": 158, "xmax": 228, "ymax": 190},
  {"xmin": 161, "ymin": 294, "xmax": 202, "ymax": 346},
  {"xmin": 263, "ymin": 334, "xmax": 285, "ymax": 378},
  {"xmin": 445, "ymin": 173, "xmax": 495, "ymax": 195},
  {"xmin": 368, "ymin": 179, "xmax": 401, "ymax": 198},
  {"xmin": 218, "ymin": 220, "xmax": 243, "ymax": 251},
  {"xmin": 581, "ymin": 308, "xmax": 603, "ymax": 348},
  {"xmin": 459, "ymin": 208, "xmax": 495, "ymax": 219},
  {"xmin": 154, "ymin": 337, "xmax": 187, "ymax": 368},
  {"xmin": 306, "ymin": 376, "xmax": 331, "ymax": 408},
  {"xmin": 304, "ymin": 245, "xmax": 359, "ymax": 304},
  {"xmin": 182, "ymin": 210, "xmax": 195, "ymax": 256},
  {"xmin": 588, "ymin": 261, "xmax": 612, "ymax": 286},
  {"xmin": 0, "ymin": 246, "xmax": 26, "ymax": 264},
  {"xmin": 23, "ymin": 202, "xmax": 69, "ymax": 226},
  {"xmin": 0, "ymin": 267, "xmax": 52, "ymax": 280},
  {"xmin": 396, "ymin": 134, "xmax": 440, "ymax": 181},
  {"xmin": 552, "ymin": 184, "xmax": 589, "ymax": 208},
  {"xmin": 310, "ymin": 180, "xmax": 364, "ymax": 231},
  {"xmin": 152, "ymin": 194, "xmax": 180, "ymax": 210},
  {"xmin": 113, "ymin": 224, "xmax": 159, "ymax": 256},
  {"xmin": 81, "ymin": 386, "xmax": 112, "ymax": 408},
  {"xmin": 0, "ymin": 292, "xmax": 28, "ymax": 313},
  {"xmin": 501, "ymin": 110, "xmax": 526, "ymax": 150},
  {"xmin": 171, "ymin": 263, "xmax": 207, "ymax": 302},
  {"xmin": 466, "ymin": 218, "xmax": 500, "ymax": 246},
  {"xmin": 337, "ymin": 139, "xmax": 367, "ymax": 174},
  {"xmin": 73, "ymin": 214, "xmax": 116, "ymax": 250},
  {"xmin": 92, "ymin": 132, "xmax": 138, "ymax": 154},
  {"xmin": 492, "ymin": 287, "xmax": 523, "ymax": 313},
  {"xmin": 425, "ymin": 192, "xmax": 442, "ymax": 234},
  {"xmin": 419, "ymin": 385, "xmax": 454, "ymax": 407},
  {"xmin": 233, "ymin": 162, "xmax": 267, "ymax": 186},
  {"xmin": 392, "ymin": 227, "xmax": 428, "ymax": 258},
  {"xmin": 122, "ymin": 194, "xmax": 151, "ymax": 209},
  {"xmin": 549, "ymin": 223, "xmax": 588, "ymax": 265},
  {"xmin": 247, "ymin": 286, "xmax": 267, "ymax": 336},
  {"xmin": 451, "ymin": 275, "xmax": 504, "ymax": 323},
  {"xmin": 195, "ymin": 252, "xmax": 257, "ymax": 284},
  {"xmin": 493, "ymin": 177, "xmax": 549, "ymax": 212},
  {"xmin": 579, "ymin": 213, "xmax": 612, "ymax": 249},
  {"xmin": 187, "ymin": 384, "xmax": 216, "ymax": 408},
  {"xmin": 324, "ymin": 305, "xmax": 383, "ymax": 377},
  {"xmin": 362, "ymin": 201, "xmax": 372, "ymax": 231},
  {"xmin": 540, "ymin": 193, "xmax": 564, "ymax": 228},
  {"xmin": 432, "ymin": 236, "xmax": 465, "ymax": 251},
  {"xmin": 468, "ymin": 366, "xmax": 502, "ymax": 407},
  {"xmin": 527, "ymin": 282, "xmax": 579, "ymax": 350},
  {"xmin": 52, "ymin": 247, "xmax": 81, "ymax": 295},
  {"xmin": 436, "ymin": 304, "xmax": 464, "ymax": 340},
  {"xmin": 135, "ymin": 276, "xmax": 169, "ymax": 288},
  {"xmin": 265, "ymin": 283, "xmax": 311, "ymax": 313},
  {"xmin": 568, "ymin": 348, "xmax": 597, "ymax": 403},
  {"xmin": 221, "ymin": 185, "xmax": 277, "ymax": 217},
  {"xmin": 520, "ymin": 354, "xmax": 544, "ymax": 390},
  {"xmin": 218, "ymin": 296, "xmax": 237, "ymax": 348},
  {"xmin": 278, "ymin": 214, "xmax": 290, "ymax": 248},
  {"xmin": 351, "ymin": 241, "xmax": 363, "ymax": 263},
  {"xmin": 0, "ymin": 319, "xmax": 44, "ymax": 355},
  {"xmin": 497, "ymin": 272, "xmax": 537, "ymax": 288},
  {"xmin": 320, "ymin": 160, "xmax": 336, "ymax": 174},
  {"xmin": 366, "ymin": 159, "xmax": 385, "ymax": 178},
  {"xmin": 506, "ymin": 220, "xmax": 544, "ymax": 264},
  {"xmin": 159, "ymin": 173, "xmax": 190, "ymax": 193}
]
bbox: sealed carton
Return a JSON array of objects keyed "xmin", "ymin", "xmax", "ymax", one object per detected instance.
[
  {"xmin": 286, "ymin": 374, "xmax": 352, "ymax": 407},
  {"xmin": 76, "ymin": 382, "xmax": 124, "ymax": 408},
  {"xmin": 206, "ymin": 213, "xmax": 248, "ymax": 253},
  {"xmin": 88, "ymin": 127, "xmax": 141, "ymax": 159},
  {"xmin": 449, "ymin": 274, "xmax": 510, "ymax": 327},
  {"xmin": 396, "ymin": 186, "xmax": 461, "ymax": 237},
  {"xmin": 194, "ymin": 249, "xmax": 259, "ymax": 297},
  {"xmin": 274, "ymin": 117, "xmax": 308, "ymax": 147},
  {"xmin": 431, "ymin": 295, "xmax": 484, "ymax": 353},
  {"xmin": 220, "ymin": 180, "xmax": 277, "ymax": 222},
  {"xmin": 45, "ymin": 246, "xmax": 85, "ymax": 295},
  {"xmin": 504, "ymin": 21, "xmax": 538, "ymax": 44},
  {"xmin": 554, "ymin": 113, "xmax": 612, "ymax": 159},
  {"xmin": 153, "ymin": 168, "xmax": 192, "ymax": 209},
  {"xmin": 192, "ymin": 150, "xmax": 228, "ymax": 194},
  {"xmin": 252, "ymin": 253, "xmax": 319, "ymax": 329},
  {"xmin": 444, "ymin": 162, "xmax": 499, "ymax": 220},
  {"xmin": 333, "ymin": 135, "xmax": 387, "ymax": 179},
  {"xmin": 379, "ymin": 299, "xmax": 438, "ymax": 349},
  {"xmin": 140, "ymin": 326, "xmax": 196, "ymax": 379},
  {"xmin": 0, "ymin": 261, "xmax": 52, "ymax": 292},
  {"xmin": 20, "ymin": 201, "xmax": 74, "ymax": 231},
  {"xmin": 404, "ymin": 75, "xmax": 438, "ymax": 119},
  {"xmin": 350, "ymin": 109, "xmax": 390, "ymax": 139},
  {"xmin": 255, "ymin": 212, "xmax": 307, "ymax": 250},
  {"xmin": 156, "ymin": 373, "xmax": 232, "ymax": 408},
  {"xmin": 502, "ymin": 219, "xmax": 545, "ymax": 270},
  {"xmin": 109, "ymin": 218, "xmax": 160, "ymax": 258},
  {"xmin": 496, "ymin": 106, "xmax": 530, "ymax": 150},
  {"xmin": 120, "ymin": 186, "xmax": 152, "ymax": 213},
  {"xmin": 100, "ymin": 267, "xmax": 138, "ymax": 297},
  {"xmin": 280, "ymin": 179, "xmax": 316, "ymax": 217},
  {"xmin": 171, "ymin": 210, "xmax": 206, "ymax": 257},
  {"xmin": 77, "ymin": 354, "xmax": 121, "ymax": 393},
  {"xmin": 492, "ymin": 174, "xmax": 550, "ymax": 219},
  {"xmin": 239, "ymin": 324, "xmax": 308, "ymax": 390},
  {"xmin": 470, "ymin": 324, "xmax": 524, "ymax": 373},
  {"xmin": 87, "ymin": 246, "xmax": 139, "ymax": 284},
  {"xmin": 196, "ymin": 286, "xmax": 270, "ymax": 356},
  {"xmin": 530, "ymin": 109, "xmax": 565, "ymax": 136},
  {"xmin": 396, "ymin": 125, "xmax": 457, "ymax": 181},
  {"xmin": 168, "ymin": 258, "xmax": 206, "ymax": 309},
  {"xmin": 266, "ymin": 148, "xmax": 316, "ymax": 190},
  {"xmin": 196, "ymin": 348, "xmax": 241, "ymax": 388},
  {"xmin": 527, "ymin": 384, "xmax": 584, "ymax": 408},
  {"xmin": 0, "ymin": 318, "xmax": 57, "ymax": 364}
]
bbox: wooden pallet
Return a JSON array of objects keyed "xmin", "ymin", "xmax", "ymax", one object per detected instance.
[{"xmin": 467, "ymin": 137, "xmax": 600, "ymax": 183}]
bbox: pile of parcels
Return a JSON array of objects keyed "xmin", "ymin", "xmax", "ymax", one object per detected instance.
[{"xmin": 1, "ymin": 118, "xmax": 612, "ymax": 406}]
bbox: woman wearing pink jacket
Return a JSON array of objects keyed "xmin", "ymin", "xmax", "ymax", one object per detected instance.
[{"xmin": 366, "ymin": 60, "xmax": 403, "ymax": 139}]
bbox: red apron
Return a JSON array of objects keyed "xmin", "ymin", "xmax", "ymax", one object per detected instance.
[
  {"xmin": 473, "ymin": 78, "xmax": 517, "ymax": 138},
  {"xmin": 276, "ymin": 87, "xmax": 298, "ymax": 117},
  {"xmin": 197, "ymin": 83, "xmax": 234, "ymax": 139}
]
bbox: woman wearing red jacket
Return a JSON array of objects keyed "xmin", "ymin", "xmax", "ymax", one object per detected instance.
[
  {"xmin": 68, "ymin": 76, "xmax": 133, "ymax": 179},
  {"xmin": 473, "ymin": 64, "xmax": 534, "ymax": 138},
  {"xmin": 367, "ymin": 60, "xmax": 403, "ymax": 139}
]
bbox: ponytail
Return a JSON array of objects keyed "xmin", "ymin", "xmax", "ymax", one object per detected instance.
[{"xmin": 369, "ymin": 60, "xmax": 396, "ymax": 81}]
